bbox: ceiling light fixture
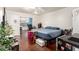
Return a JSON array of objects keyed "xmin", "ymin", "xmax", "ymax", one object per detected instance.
[
  {"xmin": 23, "ymin": 7, "xmax": 44, "ymax": 15},
  {"xmin": 34, "ymin": 11, "xmax": 38, "ymax": 14}
]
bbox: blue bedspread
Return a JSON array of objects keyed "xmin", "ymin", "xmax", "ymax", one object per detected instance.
[{"xmin": 35, "ymin": 28, "xmax": 62, "ymax": 40}]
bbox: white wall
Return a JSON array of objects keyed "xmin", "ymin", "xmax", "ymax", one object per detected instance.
[
  {"xmin": 5, "ymin": 7, "xmax": 77, "ymax": 36},
  {"xmin": 0, "ymin": 8, "xmax": 3, "ymax": 24},
  {"xmin": 6, "ymin": 10, "xmax": 20, "ymax": 36},
  {"xmin": 40, "ymin": 8, "xmax": 74, "ymax": 29},
  {"xmin": 6, "ymin": 10, "xmax": 40, "ymax": 36},
  {"xmin": 72, "ymin": 8, "xmax": 79, "ymax": 34}
]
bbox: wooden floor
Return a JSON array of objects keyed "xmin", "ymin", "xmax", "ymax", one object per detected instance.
[{"xmin": 19, "ymin": 30, "xmax": 56, "ymax": 51}]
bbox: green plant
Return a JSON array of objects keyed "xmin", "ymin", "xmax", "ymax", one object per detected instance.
[{"xmin": 0, "ymin": 22, "xmax": 13, "ymax": 51}]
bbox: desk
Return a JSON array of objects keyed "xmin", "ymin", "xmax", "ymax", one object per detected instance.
[{"xmin": 56, "ymin": 34, "xmax": 79, "ymax": 51}]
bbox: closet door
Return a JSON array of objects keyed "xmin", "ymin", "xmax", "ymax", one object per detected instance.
[{"xmin": 73, "ymin": 8, "xmax": 79, "ymax": 34}]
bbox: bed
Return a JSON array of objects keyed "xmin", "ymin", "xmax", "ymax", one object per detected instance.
[{"xmin": 35, "ymin": 26, "xmax": 62, "ymax": 41}]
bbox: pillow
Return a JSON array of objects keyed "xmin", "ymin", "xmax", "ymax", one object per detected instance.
[{"xmin": 45, "ymin": 26, "xmax": 60, "ymax": 30}]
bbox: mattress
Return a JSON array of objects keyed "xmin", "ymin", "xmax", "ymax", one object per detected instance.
[{"xmin": 35, "ymin": 29, "xmax": 62, "ymax": 41}]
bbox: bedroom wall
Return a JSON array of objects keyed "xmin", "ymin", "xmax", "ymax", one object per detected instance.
[
  {"xmin": 40, "ymin": 7, "xmax": 74, "ymax": 29},
  {"xmin": 6, "ymin": 10, "xmax": 40, "ymax": 36},
  {"xmin": 72, "ymin": 8, "xmax": 79, "ymax": 34},
  {"xmin": 0, "ymin": 8, "xmax": 3, "ymax": 24}
]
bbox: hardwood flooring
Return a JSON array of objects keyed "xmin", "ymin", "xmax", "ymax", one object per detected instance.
[{"xmin": 19, "ymin": 30, "xmax": 56, "ymax": 51}]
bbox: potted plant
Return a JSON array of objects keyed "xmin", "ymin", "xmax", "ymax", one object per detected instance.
[{"xmin": 0, "ymin": 22, "xmax": 13, "ymax": 51}]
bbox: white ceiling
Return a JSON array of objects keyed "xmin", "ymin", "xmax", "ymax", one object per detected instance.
[{"xmin": 6, "ymin": 7, "xmax": 65, "ymax": 15}]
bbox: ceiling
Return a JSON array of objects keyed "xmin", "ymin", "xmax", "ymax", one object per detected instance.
[{"xmin": 6, "ymin": 7, "xmax": 65, "ymax": 15}]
